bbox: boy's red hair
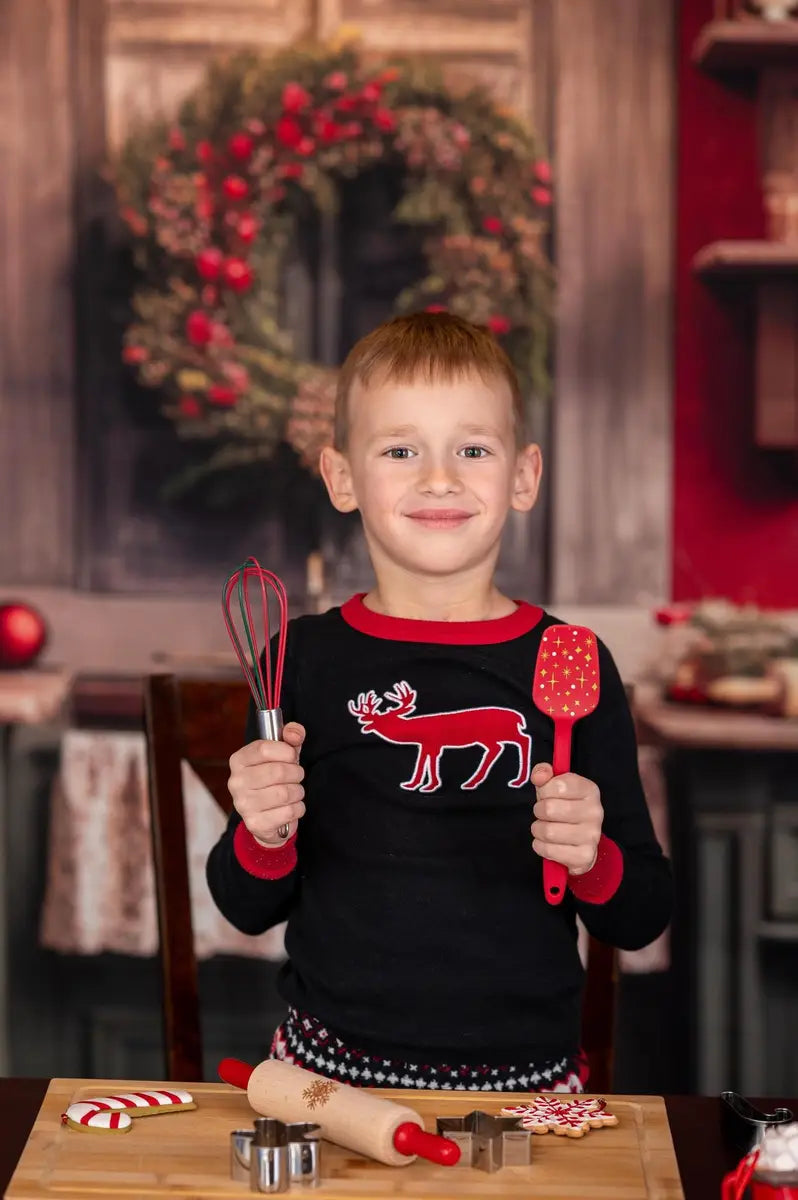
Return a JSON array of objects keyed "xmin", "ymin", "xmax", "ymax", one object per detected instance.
[{"xmin": 334, "ymin": 312, "xmax": 525, "ymax": 449}]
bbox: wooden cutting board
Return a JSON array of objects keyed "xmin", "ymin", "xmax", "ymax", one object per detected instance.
[{"xmin": 6, "ymin": 1078, "xmax": 684, "ymax": 1199}]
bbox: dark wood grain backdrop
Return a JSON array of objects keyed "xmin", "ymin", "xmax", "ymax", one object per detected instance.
[
  {"xmin": 551, "ymin": 0, "xmax": 674, "ymax": 606},
  {"xmin": 0, "ymin": 0, "xmax": 675, "ymax": 606},
  {"xmin": 0, "ymin": 0, "xmax": 76, "ymax": 585}
]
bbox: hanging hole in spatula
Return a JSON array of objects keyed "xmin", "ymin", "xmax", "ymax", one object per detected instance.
[{"xmin": 532, "ymin": 625, "xmax": 601, "ymax": 905}]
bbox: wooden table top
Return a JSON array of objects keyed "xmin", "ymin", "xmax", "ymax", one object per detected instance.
[
  {"xmin": 1, "ymin": 1080, "xmax": 795, "ymax": 1199},
  {"xmin": 0, "ymin": 670, "xmax": 71, "ymax": 726}
]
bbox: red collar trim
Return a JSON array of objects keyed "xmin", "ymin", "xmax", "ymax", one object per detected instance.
[{"xmin": 340, "ymin": 593, "xmax": 544, "ymax": 645}]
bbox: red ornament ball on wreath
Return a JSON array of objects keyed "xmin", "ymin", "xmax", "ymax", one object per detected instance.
[
  {"xmin": 228, "ymin": 131, "xmax": 254, "ymax": 162},
  {"xmin": 222, "ymin": 175, "xmax": 249, "ymax": 201},
  {"xmin": 276, "ymin": 116, "xmax": 303, "ymax": 150},
  {"xmin": 196, "ymin": 247, "xmax": 224, "ymax": 281},
  {"xmin": 186, "ymin": 309, "xmax": 214, "ymax": 346},
  {"xmin": 487, "ymin": 314, "xmax": 511, "ymax": 336},
  {"xmin": 222, "ymin": 258, "xmax": 254, "ymax": 293},
  {"xmin": 236, "ymin": 213, "xmax": 259, "ymax": 243},
  {"xmin": 282, "ymin": 82, "xmax": 312, "ymax": 113},
  {"xmin": 0, "ymin": 603, "xmax": 47, "ymax": 669}
]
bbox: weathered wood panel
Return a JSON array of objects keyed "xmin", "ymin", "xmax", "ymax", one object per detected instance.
[
  {"xmin": 0, "ymin": 0, "xmax": 76, "ymax": 585},
  {"xmin": 105, "ymin": 0, "xmax": 317, "ymax": 151},
  {"xmin": 0, "ymin": 0, "xmax": 674, "ymax": 603},
  {"xmin": 90, "ymin": 0, "xmax": 547, "ymax": 601},
  {"xmin": 551, "ymin": 0, "xmax": 674, "ymax": 605},
  {"xmin": 529, "ymin": 0, "xmax": 555, "ymax": 151}
]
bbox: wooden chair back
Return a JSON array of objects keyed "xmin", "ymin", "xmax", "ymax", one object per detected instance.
[
  {"xmin": 144, "ymin": 674, "xmax": 249, "ymax": 1081},
  {"xmin": 581, "ymin": 936, "xmax": 616, "ymax": 1093},
  {"xmin": 144, "ymin": 673, "xmax": 617, "ymax": 1087}
]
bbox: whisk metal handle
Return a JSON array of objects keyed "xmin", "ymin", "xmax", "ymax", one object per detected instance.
[
  {"xmin": 256, "ymin": 708, "xmax": 290, "ymax": 840},
  {"xmin": 256, "ymin": 708, "xmax": 284, "ymax": 743}
]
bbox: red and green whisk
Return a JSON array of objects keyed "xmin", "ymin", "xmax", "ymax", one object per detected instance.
[{"xmin": 222, "ymin": 557, "xmax": 290, "ymax": 838}]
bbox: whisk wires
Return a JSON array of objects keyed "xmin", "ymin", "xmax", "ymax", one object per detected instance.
[{"xmin": 222, "ymin": 557, "xmax": 288, "ymax": 712}]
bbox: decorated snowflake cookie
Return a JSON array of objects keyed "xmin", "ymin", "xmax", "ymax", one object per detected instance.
[{"xmin": 500, "ymin": 1096, "xmax": 618, "ymax": 1138}]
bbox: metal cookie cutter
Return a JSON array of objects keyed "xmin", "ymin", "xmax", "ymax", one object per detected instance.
[
  {"xmin": 231, "ymin": 1128, "xmax": 256, "ymax": 1182},
  {"xmin": 229, "ymin": 1117, "xmax": 322, "ymax": 1192},
  {"xmin": 436, "ymin": 1110, "xmax": 532, "ymax": 1173}
]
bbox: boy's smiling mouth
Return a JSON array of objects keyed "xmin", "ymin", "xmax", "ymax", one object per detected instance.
[{"xmin": 404, "ymin": 508, "xmax": 475, "ymax": 528}]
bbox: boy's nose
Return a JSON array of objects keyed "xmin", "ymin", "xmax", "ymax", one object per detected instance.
[{"xmin": 419, "ymin": 464, "xmax": 463, "ymax": 495}]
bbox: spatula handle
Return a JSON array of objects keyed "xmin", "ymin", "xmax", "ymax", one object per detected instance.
[
  {"xmin": 543, "ymin": 858, "xmax": 567, "ymax": 905},
  {"xmin": 552, "ymin": 719, "xmax": 573, "ymax": 778},
  {"xmin": 543, "ymin": 720, "xmax": 573, "ymax": 906}
]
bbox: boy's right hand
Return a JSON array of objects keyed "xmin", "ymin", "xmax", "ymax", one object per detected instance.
[{"xmin": 228, "ymin": 722, "xmax": 306, "ymax": 846}]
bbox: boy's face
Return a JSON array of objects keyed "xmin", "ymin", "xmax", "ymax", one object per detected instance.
[{"xmin": 320, "ymin": 371, "xmax": 542, "ymax": 583}]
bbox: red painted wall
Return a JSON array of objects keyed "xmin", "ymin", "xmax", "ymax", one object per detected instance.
[{"xmin": 674, "ymin": 0, "xmax": 798, "ymax": 607}]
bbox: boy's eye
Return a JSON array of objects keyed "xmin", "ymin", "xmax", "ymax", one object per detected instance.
[
  {"xmin": 459, "ymin": 445, "xmax": 490, "ymax": 459},
  {"xmin": 383, "ymin": 446, "xmax": 415, "ymax": 459}
]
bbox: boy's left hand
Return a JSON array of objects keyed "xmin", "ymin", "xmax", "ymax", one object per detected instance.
[{"xmin": 530, "ymin": 763, "xmax": 604, "ymax": 876}]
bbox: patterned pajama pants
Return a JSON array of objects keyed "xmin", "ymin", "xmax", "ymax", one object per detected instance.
[{"xmin": 270, "ymin": 1006, "xmax": 588, "ymax": 1093}]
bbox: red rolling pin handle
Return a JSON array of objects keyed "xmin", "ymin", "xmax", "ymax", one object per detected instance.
[
  {"xmin": 218, "ymin": 1058, "xmax": 460, "ymax": 1165},
  {"xmin": 219, "ymin": 1057, "xmax": 253, "ymax": 1090},
  {"xmin": 393, "ymin": 1121, "xmax": 460, "ymax": 1165}
]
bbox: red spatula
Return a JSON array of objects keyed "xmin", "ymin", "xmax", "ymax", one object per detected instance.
[{"xmin": 532, "ymin": 625, "xmax": 601, "ymax": 905}]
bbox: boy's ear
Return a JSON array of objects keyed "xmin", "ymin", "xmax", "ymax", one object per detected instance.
[
  {"xmin": 511, "ymin": 442, "xmax": 543, "ymax": 513},
  {"xmin": 319, "ymin": 445, "xmax": 359, "ymax": 513}
]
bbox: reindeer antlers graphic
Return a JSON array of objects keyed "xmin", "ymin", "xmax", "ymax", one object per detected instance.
[
  {"xmin": 348, "ymin": 682, "xmax": 417, "ymax": 721},
  {"xmin": 347, "ymin": 690, "xmax": 383, "ymax": 720},
  {"xmin": 383, "ymin": 681, "xmax": 417, "ymax": 714}
]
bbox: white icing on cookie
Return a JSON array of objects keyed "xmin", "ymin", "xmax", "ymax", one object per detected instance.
[
  {"xmin": 62, "ymin": 1088, "xmax": 195, "ymax": 1133},
  {"xmin": 500, "ymin": 1096, "xmax": 618, "ymax": 1138}
]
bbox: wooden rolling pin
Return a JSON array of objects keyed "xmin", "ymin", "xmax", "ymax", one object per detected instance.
[{"xmin": 219, "ymin": 1058, "xmax": 459, "ymax": 1167}]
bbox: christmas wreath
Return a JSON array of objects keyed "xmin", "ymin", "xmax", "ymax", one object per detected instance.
[{"xmin": 115, "ymin": 39, "xmax": 553, "ymax": 484}]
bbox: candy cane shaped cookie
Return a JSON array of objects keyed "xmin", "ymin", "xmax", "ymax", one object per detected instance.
[{"xmin": 62, "ymin": 1088, "xmax": 196, "ymax": 1133}]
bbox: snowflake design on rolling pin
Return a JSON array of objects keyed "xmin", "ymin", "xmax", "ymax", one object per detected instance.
[{"xmin": 302, "ymin": 1078, "xmax": 339, "ymax": 1110}]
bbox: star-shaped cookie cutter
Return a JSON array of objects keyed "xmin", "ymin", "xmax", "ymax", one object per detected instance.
[{"xmin": 435, "ymin": 1110, "xmax": 531, "ymax": 1172}]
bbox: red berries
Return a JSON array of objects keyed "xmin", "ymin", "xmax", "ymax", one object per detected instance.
[
  {"xmin": 228, "ymin": 132, "xmax": 255, "ymax": 161},
  {"xmin": 186, "ymin": 310, "xmax": 214, "ymax": 346},
  {"xmin": 196, "ymin": 247, "xmax": 224, "ymax": 281},
  {"xmin": 222, "ymin": 175, "xmax": 249, "ymax": 201},
  {"xmin": 221, "ymin": 258, "xmax": 254, "ymax": 293}
]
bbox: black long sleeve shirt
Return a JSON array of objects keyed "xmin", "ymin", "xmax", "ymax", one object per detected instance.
[{"xmin": 207, "ymin": 596, "xmax": 672, "ymax": 1065}]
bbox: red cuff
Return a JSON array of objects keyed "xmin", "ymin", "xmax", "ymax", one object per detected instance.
[
  {"xmin": 233, "ymin": 821, "xmax": 297, "ymax": 880},
  {"xmin": 567, "ymin": 834, "xmax": 623, "ymax": 905}
]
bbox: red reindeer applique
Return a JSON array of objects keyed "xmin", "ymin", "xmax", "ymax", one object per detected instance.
[{"xmin": 347, "ymin": 680, "xmax": 531, "ymax": 793}]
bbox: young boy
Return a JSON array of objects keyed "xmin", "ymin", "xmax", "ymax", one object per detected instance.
[{"xmin": 207, "ymin": 312, "xmax": 671, "ymax": 1092}]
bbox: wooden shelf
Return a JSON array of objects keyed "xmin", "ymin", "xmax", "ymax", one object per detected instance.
[
  {"xmin": 693, "ymin": 240, "xmax": 798, "ymax": 450},
  {"xmin": 693, "ymin": 239, "xmax": 798, "ymax": 277},
  {"xmin": 634, "ymin": 689, "xmax": 798, "ymax": 752},
  {"xmin": 694, "ymin": 19, "xmax": 798, "ymax": 74},
  {"xmin": 70, "ymin": 673, "xmax": 143, "ymax": 729}
]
